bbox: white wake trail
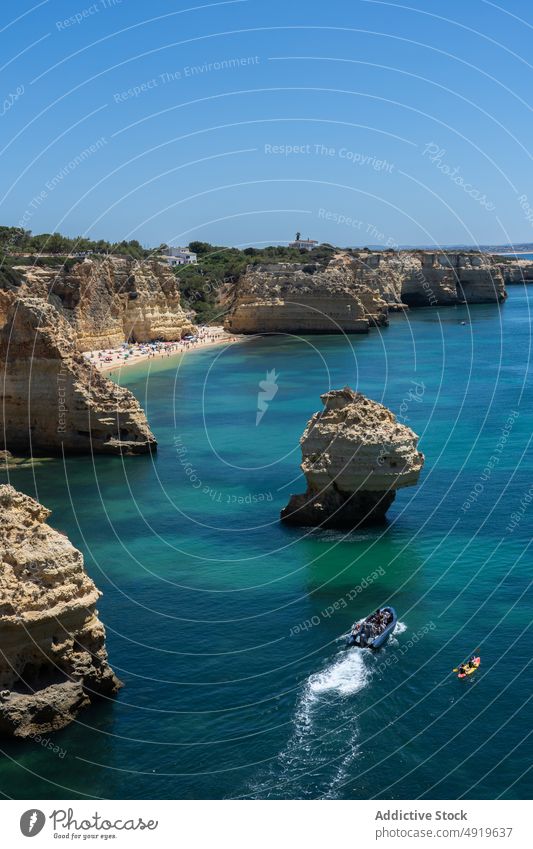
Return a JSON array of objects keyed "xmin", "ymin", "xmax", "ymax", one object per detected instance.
[
  {"xmin": 307, "ymin": 647, "xmax": 371, "ymax": 696},
  {"xmin": 246, "ymin": 623, "xmax": 407, "ymax": 798}
]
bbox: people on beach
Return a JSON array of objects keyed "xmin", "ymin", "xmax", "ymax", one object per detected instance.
[{"xmin": 84, "ymin": 326, "xmax": 237, "ymax": 372}]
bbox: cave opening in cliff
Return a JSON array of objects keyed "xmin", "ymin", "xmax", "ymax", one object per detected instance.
[
  {"xmin": 16, "ymin": 661, "xmax": 67, "ymax": 693},
  {"xmin": 399, "ymin": 291, "xmax": 436, "ymax": 308}
]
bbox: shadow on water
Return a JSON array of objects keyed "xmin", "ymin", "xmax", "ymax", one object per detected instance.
[{"xmin": 0, "ymin": 699, "xmax": 125, "ymax": 800}]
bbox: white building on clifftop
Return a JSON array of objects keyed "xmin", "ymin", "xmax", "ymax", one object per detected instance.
[
  {"xmin": 289, "ymin": 233, "xmax": 318, "ymax": 251},
  {"xmin": 165, "ymin": 247, "xmax": 197, "ymax": 266}
]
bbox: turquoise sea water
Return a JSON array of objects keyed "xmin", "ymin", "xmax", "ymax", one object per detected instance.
[{"xmin": 1, "ymin": 286, "xmax": 532, "ymax": 800}]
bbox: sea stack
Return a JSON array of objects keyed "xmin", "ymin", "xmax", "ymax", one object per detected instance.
[
  {"xmin": 0, "ymin": 297, "xmax": 156, "ymax": 455},
  {"xmin": 0, "ymin": 485, "xmax": 122, "ymax": 737},
  {"xmin": 281, "ymin": 387, "xmax": 424, "ymax": 528}
]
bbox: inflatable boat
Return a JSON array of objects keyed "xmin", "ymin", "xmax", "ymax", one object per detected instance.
[{"xmin": 346, "ymin": 606, "xmax": 397, "ymax": 649}]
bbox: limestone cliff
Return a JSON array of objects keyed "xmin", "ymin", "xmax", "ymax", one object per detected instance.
[
  {"xmin": 226, "ymin": 251, "xmax": 506, "ymax": 333},
  {"xmin": 6, "ymin": 256, "xmax": 195, "ymax": 351},
  {"xmin": 281, "ymin": 387, "xmax": 424, "ymax": 528},
  {"xmin": 350, "ymin": 251, "xmax": 409, "ymax": 308},
  {"xmin": 0, "ymin": 485, "xmax": 121, "ymax": 738},
  {"xmin": 494, "ymin": 256, "xmax": 533, "ymax": 284},
  {"xmin": 350, "ymin": 251, "xmax": 506, "ymax": 307},
  {"xmin": 224, "ymin": 260, "xmax": 388, "ymax": 334},
  {"xmin": 0, "ymin": 297, "xmax": 156, "ymax": 455}
]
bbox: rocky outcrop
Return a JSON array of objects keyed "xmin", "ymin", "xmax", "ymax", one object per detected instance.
[
  {"xmin": 494, "ymin": 257, "xmax": 533, "ymax": 284},
  {"xmin": 350, "ymin": 251, "xmax": 506, "ymax": 307},
  {"xmin": 5, "ymin": 257, "xmax": 195, "ymax": 351},
  {"xmin": 225, "ymin": 251, "xmax": 506, "ymax": 333},
  {"xmin": 350, "ymin": 251, "xmax": 409, "ymax": 308},
  {"xmin": 224, "ymin": 260, "xmax": 388, "ymax": 334},
  {"xmin": 0, "ymin": 297, "xmax": 156, "ymax": 455},
  {"xmin": 281, "ymin": 387, "xmax": 424, "ymax": 528},
  {"xmin": 0, "ymin": 485, "xmax": 121, "ymax": 738},
  {"xmin": 0, "ymin": 450, "xmax": 52, "ymax": 470}
]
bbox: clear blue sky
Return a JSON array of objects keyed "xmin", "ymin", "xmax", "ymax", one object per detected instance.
[{"xmin": 1, "ymin": 0, "xmax": 533, "ymax": 248}]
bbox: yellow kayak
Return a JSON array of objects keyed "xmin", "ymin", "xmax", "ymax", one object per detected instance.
[{"xmin": 457, "ymin": 656, "xmax": 480, "ymax": 679}]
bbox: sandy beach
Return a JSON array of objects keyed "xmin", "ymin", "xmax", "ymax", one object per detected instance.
[{"xmin": 83, "ymin": 326, "xmax": 242, "ymax": 375}]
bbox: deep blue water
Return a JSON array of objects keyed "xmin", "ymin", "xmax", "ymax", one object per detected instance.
[{"xmin": 1, "ymin": 286, "xmax": 532, "ymax": 800}]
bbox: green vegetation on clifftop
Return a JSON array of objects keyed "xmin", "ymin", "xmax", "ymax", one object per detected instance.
[
  {"xmin": 175, "ymin": 241, "xmax": 335, "ymax": 322},
  {"xmin": 0, "ymin": 225, "xmax": 335, "ymax": 324}
]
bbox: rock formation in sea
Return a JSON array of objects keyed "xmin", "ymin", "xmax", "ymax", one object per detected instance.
[
  {"xmin": 352, "ymin": 251, "xmax": 506, "ymax": 307},
  {"xmin": 0, "ymin": 297, "xmax": 156, "ymax": 455},
  {"xmin": 225, "ymin": 251, "xmax": 506, "ymax": 333},
  {"xmin": 224, "ymin": 258, "xmax": 388, "ymax": 334},
  {"xmin": 280, "ymin": 387, "xmax": 424, "ymax": 528},
  {"xmin": 0, "ymin": 450, "xmax": 52, "ymax": 470},
  {"xmin": 0, "ymin": 485, "xmax": 122, "ymax": 738},
  {"xmin": 494, "ymin": 256, "xmax": 533, "ymax": 284},
  {"xmin": 2, "ymin": 256, "xmax": 195, "ymax": 351}
]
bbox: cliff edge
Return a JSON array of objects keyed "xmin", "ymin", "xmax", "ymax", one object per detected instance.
[
  {"xmin": 0, "ymin": 297, "xmax": 156, "ymax": 455},
  {"xmin": 0, "ymin": 485, "xmax": 122, "ymax": 738},
  {"xmin": 224, "ymin": 259, "xmax": 388, "ymax": 334},
  {"xmin": 4, "ymin": 256, "xmax": 196, "ymax": 351},
  {"xmin": 225, "ymin": 251, "xmax": 506, "ymax": 334},
  {"xmin": 351, "ymin": 251, "xmax": 506, "ymax": 308}
]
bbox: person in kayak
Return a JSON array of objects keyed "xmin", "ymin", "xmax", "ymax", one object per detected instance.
[{"xmin": 458, "ymin": 657, "xmax": 478, "ymax": 675}]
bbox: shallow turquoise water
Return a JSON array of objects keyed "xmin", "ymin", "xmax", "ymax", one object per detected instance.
[{"xmin": 1, "ymin": 286, "xmax": 532, "ymax": 800}]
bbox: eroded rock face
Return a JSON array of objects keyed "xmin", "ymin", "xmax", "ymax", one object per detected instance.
[
  {"xmin": 0, "ymin": 297, "xmax": 156, "ymax": 455},
  {"xmin": 495, "ymin": 257, "xmax": 533, "ymax": 284},
  {"xmin": 350, "ymin": 252, "xmax": 410, "ymax": 309},
  {"xmin": 351, "ymin": 251, "xmax": 506, "ymax": 307},
  {"xmin": 0, "ymin": 485, "xmax": 122, "ymax": 737},
  {"xmin": 5, "ymin": 257, "xmax": 195, "ymax": 351},
  {"xmin": 225, "ymin": 252, "xmax": 506, "ymax": 333},
  {"xmin": 224, "ymin": 261, "xmax": 388, "ymax": 334},
  {"xmin": 281, "ymin": 387, "xmax": 424, "ymax": 528}
]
